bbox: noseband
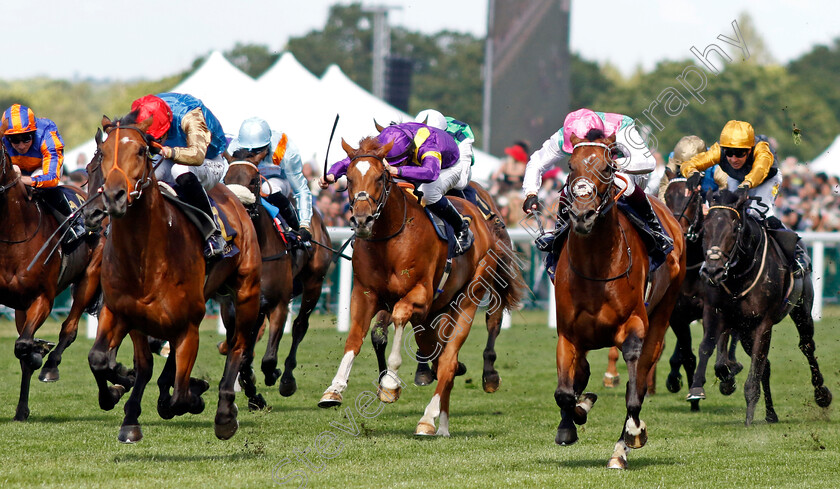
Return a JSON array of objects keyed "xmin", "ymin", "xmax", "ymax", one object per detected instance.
[
  {"xmin": 103, "ymin": 123, "xmax": 156, "ymax": 205},
  {"xmin": 569, "ymin": 142, "xmax": 623, "ymax": 219},
  {"xmin": 704, "ymin": 205, "xmax": 748, "ymax": 281},
  {"xmin": 348, "ymin": 154, "xmax": 393, "ymax": 220}
]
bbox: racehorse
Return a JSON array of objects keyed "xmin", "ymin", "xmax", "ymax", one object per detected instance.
[
  {"xmin": 661, "ymin": 176, "xmax": 741, "ymax": 410},
  {"xmin": 369, "ymin": 181, "xmax": 511, "ymax": 393},
  {"xmin": 88, "ymin": 113, "xmax": 263, "ymax": 442},
  {"xmin": 223, "ymin": 157, "xmax": 332, "ymax": 396},
  {"xmin": 699, "ymin": 189, "xmax": 831, "ymax": 425},
  {"xmin": 0, "ymin": 122, "xmax": 102, "ymax": 421},
  {"xmin": 552, "ymin": 131, "xmax": 685, "ymax": 469},
  {"xmin": 318, "ymin": 137, "xmax": 524, "ymax": 436}
]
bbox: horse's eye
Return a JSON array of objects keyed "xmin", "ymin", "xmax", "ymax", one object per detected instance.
[{"xmin": 138, "ymin": 148, "xmax": 145, "ymax": 157}]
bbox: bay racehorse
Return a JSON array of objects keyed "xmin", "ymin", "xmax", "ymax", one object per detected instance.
[
  {"xmin": 370, "ymin": 181, "xmax": 512, "ymax": 393},
  {"xmin": 224, "ymin": 158, "xmax": 332, "ymax": 396},
  {"xmin": 699, "ymin": 189, "xmax": 831, "ymax": 425},
  {"xmin": 318, "ymin": 137, "xmax": 524, "ymax": 436},
  {"xmin": 88, "ymin": 113, "xmax": 263, "ymax": 442},
  {"xmin": 662, "ymin": 176, "xmax": 741, "ymax": 410},
  {"xmin": 0, "ymin": 121, "xmax": 103, "ymax": 421},
  {"xmin": 553, "ymin": 131, "xmax": 685, "ymax": 469}
]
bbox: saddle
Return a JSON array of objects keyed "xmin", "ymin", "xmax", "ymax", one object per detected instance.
[
  {"xmin": 615, "ymin": 201, "xmax": 672, "ymax": 272},
  {"xmin": 159, "ymin": 183, "xmax": 239, "ymax": 259}
]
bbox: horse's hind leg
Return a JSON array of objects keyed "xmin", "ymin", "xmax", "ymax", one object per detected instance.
[
  {"xmin": 790, "ymin": 284, "xmax": 833, "ymax": 408},
  {"xmin": 169, "ymin": 325, "xmax": 204, "ymax": 417},
  {"xmin": 279, "ymin": 277, "xmax": 324, "ymax": 397},
  {"xmin": 381, "ymin": 289, "xmax": 430, "ymax": 405},
  {"xmin": 554, "ymin": 335, "xmax": 587, "ymax": 446},
  {"xmin": 13, "ymin": 303, "xmax": 48, "ymax": 421},
  {"xmin": 156, "ymin": 350, "xmax": 177, "ymax": 419},
  {"xmin": 260, "ymin": 300, "xmax": 288, "ymax": 387},
  {"xmin": 688, "ymin": 304, "xmax": 722, "ymax": 404},
  {"xmin": 604, "ymin": 346, "xmax": 620, "ymax": 388},
  {"xmin": 371, "ymin": 311, "xmax": 391, "ymax": 383},
  {"xmin": 714, "ymin": 329, "xmax": 738, "ymax": 396},
  {"xmin": 482, "ymin": 307, "xmax": 503, "ymax": 393},
  {"xmin": 667, "ymin": 315, "xmax": 695, "ymax": 394},
  {"xmin": 88, "ymin": 306, "xmax": 130, "ymax": 413},
  {"xmin": 741, "ymin": 324, "xmax": 772, "ymax": 426},
  {"xmin": 119, "ymin": 330, "xmax": 153, "ymax": 443}
]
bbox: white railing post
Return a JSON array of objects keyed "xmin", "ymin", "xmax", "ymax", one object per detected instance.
[
  {"xmin": 501, "ymin": 309, "xmax": 512, "ymax": 329},
  {"xmin": 86, "ymin": 314, "xmax": 98, "ymax": 339},
  {"xmin": 811, "ymin": 240, "xmax": 825, "ymax": 321},
  {"xmin": 337, "ymin": 245, "xmax": 354, "ymax": 333},
  {"xmin": 548, "ymin": 281, "xmax": 556, "ymax": 329}
]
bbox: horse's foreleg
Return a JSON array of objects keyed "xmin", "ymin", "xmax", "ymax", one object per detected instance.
[
  {"xmin": 15, "ymin": 296, "xmax": 52, "ymax": 371},
  {"xmin": 482, "ymin": 307, "xmax": 503, "ymax": 393},
  {"xmin": 789, "ymin": 287, "xmax": 833, "ymax": 408},
  {"xmin": 279, "ymin": 278, "xmax": 323, "ymax": 397},
  {"xmin": 743, "ymin": 324, "xmax": 772, "ymax": 426},
  {"xmin": 381, "ymin": 287, "xmax": 429, "ymax": 405},
  {"xmin": 261, "ymin": 301, "xmax": 288, "ymax": 387},
  {"xmin": 620, "ymin": 328, "xmax": 647, "ymax": 450},
  {"xmin": 119, "ymin": 330, "xmax": 153, "ymax": 443},
  {"xmin": 604, "ymin": 346, "xmax": 620, "ymax": 388},
  {"xmin": 319, "ymin": 286, "xmax": 378, "ymax": 408},
  {"xmin": 555, "ymin": 334, "xmax": 583, "ymax": 446},
  {"xmin": 88, "ymin": 306, "xmax": 130, "ymax": 413},
  {"xmin": 688, "ymin": 303, "xmax": 722, "ymax": 403},
  {"xmin": 170, "ymin": 325, "xmax": 202, "ymax": 417},
  {"xmin": 13, "ymin": 303, "xmax": 47, "ymax": 422},
  {"xmin": 370, "ymin": 311, "xmax": 391, "ymax": 383},
  {"xmin": 667, "ymin": 314, "xmax": 696, "ymax": 394}
]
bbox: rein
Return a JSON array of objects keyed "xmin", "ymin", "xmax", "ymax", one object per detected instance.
[
  {"xmin": 567, "ymin": 223, "xmax": 633, "ymax": 282},
  {"xmin": 103, "ymin": 123, "xmax": 156, "ymax": 204},
  {"xmin": 348, "ymin": 154, "xmax": 407, "ymax": 241},
  {"xmin": 705, "ymin": 205, "xmax": 765, "ymax": 294}
]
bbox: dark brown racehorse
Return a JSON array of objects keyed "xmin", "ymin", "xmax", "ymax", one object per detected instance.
[
  {"xmin": 317, "ymin": 137, "xmax": 524, "ymax": 436},
  {"xmin": 662, "ymin": 176, "xmax": 741, "ymax": 410},
  {"xmin": 223, "ymin": 158, "xmax": 332, "ymax": 396},
  {"xmin": 0, "ymin": 122, "xmax": 102, "ymax": 421},
  {"xmin": 699, "ymin": 190, "xmax": 831, "ymax": 425},
  {"xmin": 552, "ymin": 132, "xmax": 685, "ymax": 469},
  {"xmin": 369, "ymin": 181, "xmax": 511, "ymax": 393},
  {"xmin": 88, "ymin": 113, "xmax": 263, "ymax": 442}
]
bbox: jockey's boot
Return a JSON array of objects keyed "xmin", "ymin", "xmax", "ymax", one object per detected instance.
[
  {"xmin": 624, "ymin": 184, "xmax": 673, "ymax": 257},
  {"xmin": 266, "ymin": 192, "xmax": 300, "ymax": 230},
  {"xmin": 175, "ymin": 173, "xmax": 226, "ymax": 259},
  {"xmin": 535, "ymin": 188, "xmax": 571, "ymax": 280},
  {"xmin": 41, "ymin": 188, "xmax": 88, "ymax": 245},
  {"xmin": 427, "ymin": 197, "xmax": 474, "ymax": 256},
  {"xmin": 765, "ymin": 216, "xmax": 811, "ymax": 277}
]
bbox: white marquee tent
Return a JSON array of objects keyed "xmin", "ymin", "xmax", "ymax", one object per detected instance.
[
  {"xmin": 65, "ymin": 51, "xmax": 501, "ymax": 184},
  {"xmin": 809, "ymin": 134, "xmax": 840, "ymax": 177}
]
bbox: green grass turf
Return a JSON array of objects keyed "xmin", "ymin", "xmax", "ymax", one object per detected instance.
[{"xmin": 0, "ymin": 307, "xmax": 838, "ymax": 488}]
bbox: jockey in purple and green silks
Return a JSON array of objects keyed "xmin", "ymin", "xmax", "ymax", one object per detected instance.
[{"xmin": 325, "ymin": 121, "xmax": 474, "ymax": 255}]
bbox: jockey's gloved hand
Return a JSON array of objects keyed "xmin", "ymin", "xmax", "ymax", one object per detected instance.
[
  {"xmin": 686, "ymin": 172, "xmax": 702, "ymax": 190},
  {"xmin": 735, "ymin": 183, "xmax": 750, "ymax": 198},
  {"xmin": 523, "ymin": 194, "xmax": 540, "ymax": 214},
  {"xmin": 298, "ymin": 226, "xmax": 312, "ymax": 242}
]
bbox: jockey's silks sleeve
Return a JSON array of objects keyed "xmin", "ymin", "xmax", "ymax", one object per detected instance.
[
  {"xmin": 272, "ymin": 134, "xmax": 313, "ymax": 227},
  {"xmin": 742, "ymin": 141, "xmax": 774, "ymax": 189},
  {"xmin": 171, "ymin": 108, "xmax": 211, "ymax": 165},
  {"xmin": 681, "ymin": 143, "xmax": 722, "ymax": 178},
  {"xmin": 5, "ymin": 118, "xmax": 64, "ymax": 188}
]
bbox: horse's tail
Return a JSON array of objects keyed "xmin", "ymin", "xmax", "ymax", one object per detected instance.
[{"xmin": 491, "ymin": 238, "xmax": 527, "ymax": 314}]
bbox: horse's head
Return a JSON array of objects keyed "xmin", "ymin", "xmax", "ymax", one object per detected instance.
[
  {"xmin": 566, "ymin": 131, "xmax": 621, "ymax": 235},
  {"xmin": 0, "ymin": 119, "xmax": 18, "ymax": 195},
  {"xmin": 341, "ymin": 136, "xmax": 394, "ymax": 238},
  {"xmin": 224, "ymin": 148, "xmax": 262, "ymax": 218},
  {"xmin": 700, "ymin": 189, "xmax": 750, "ymax": 285},
  {"xmin": 664, "ymin": 177, "xmax": 702, "ymax": 240},
  {"xmin": 96, "ymin": 112, "xmax": 156, "ymax": 218}
]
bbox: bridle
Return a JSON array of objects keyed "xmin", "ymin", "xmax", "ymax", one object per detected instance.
[
  {"xmin": 102, "ymin": 123, "xmax": 156, "ymax": 205},
  {"xmin": 703, "ymin": 204, "xmax": 765, "ymax": 294},
  {"xmin": 568, "ymin": 141, "xmax": 623, "ymax": 220},
  {"xmin": 226, "ymin": 161, "xmax": 265, "ymax": 219},
  {"xmin": 347, "ymin": 153, "xmax": 406, "ymax": 241},
  {"xmin": 0, "ymin": 145, "xmax": 21, "ymax": 194},
  {"xmin": 666, "ymin": 177, "xmax": 702, "ymax": 242}
]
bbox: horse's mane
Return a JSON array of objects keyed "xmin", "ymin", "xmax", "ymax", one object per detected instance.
[
  {"xmin": 584, "ymin": 128, "xmax": 606, "ymax": 141},
  {"xmin": 114, "ymin": 109, "xmax": 141, "ymax": 127},
  {"xmin": 712, "ymin": 189, "xmax": 740, "ymax": 206},
  {"xmin": 231, "ymin": 147, "xmax": 254, "ymax": 160},
  {"xmin": 357, "ymin": 136, "xmax": 382, "ymax": 154}
]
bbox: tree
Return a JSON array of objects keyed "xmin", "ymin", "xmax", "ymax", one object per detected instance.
[
  {"xmin": 569, "ymin": 53, "xmax": 615, "ymax": 109},
  {"xmin": 225, "ymin": 43, "xmax": 280, "ymax": 78},
  {"xmin": 787, "ymin": 38, "xmax": 840, "ymax": 129}
]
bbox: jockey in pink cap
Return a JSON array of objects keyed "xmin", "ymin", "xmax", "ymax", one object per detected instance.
[{"xmin": 521, "ymin": 108, "xmax": 672, "ymax": 278}]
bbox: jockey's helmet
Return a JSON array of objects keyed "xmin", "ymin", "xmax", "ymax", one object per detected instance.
[
  {"xmin": 131, "ymin": 95, "xmax": 173, "ymax": 140},
  {"xmin": 2, "ymin": 104, "xmax": 37, "ymax": 135},
  {"xmin": 672, "ymin": 135, "xmax": 706, "ymax": 164},
  {"xmin": 237, "ymin": 117, "xmax": 272, "ymax": 149},
  {"xmin": 415, "ymin": 109, "xmax": 447, "ymax": 131},
  {"xmin": 720, "ymin": 120, "xmax": 755, "ymax": 149},
  {"xmin": 562, "ymin": 108, "xmax": 605, "ymax": 153}
]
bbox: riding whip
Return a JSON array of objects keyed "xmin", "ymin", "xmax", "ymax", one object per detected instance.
[{"xmin": 324, "ymin": 114, "xmax": 340, "ymax": 179}]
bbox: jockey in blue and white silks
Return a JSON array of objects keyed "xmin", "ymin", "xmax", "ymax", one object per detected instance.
[{"xmin": 227, "ymin": 117, "xmax": 314, "ymax": 244}]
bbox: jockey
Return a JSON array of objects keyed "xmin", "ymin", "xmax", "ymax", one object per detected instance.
[
  {"xmin": 682, "ymin": 120, "xmax": 810, "ymax": 276},
  {"xmin": 658, "ymin": 135, "xmax": 727, "ymax": 200},
  {"xmin": 130, "ymin": 93, "xmax": 228, "ymax": 259},
  {"xmin": 522, "ymin": 108, "xmax": 673, "ymax": 268},
  {"xmin": 227, "ymin": 117, "xmax": 314, "ymax": 246},
  {"xmin": 1, "ymin": 104, "xmax": 87, "ymax": 243},
  {"xmin": 321, "ymin": 121, "xmax": 474, "ymax": 255},
  {"xmin": 414, "ymin": 109, "xmax": 474, "ymax": 191}
]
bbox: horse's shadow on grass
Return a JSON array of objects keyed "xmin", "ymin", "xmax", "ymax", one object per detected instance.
[
  {"xmin": 113, "ymin": 452, "xmax": 263, "ymax": 463},
  {"xmin": 537, "ymin": 456, "xmax": 680, "ymax": 469}
]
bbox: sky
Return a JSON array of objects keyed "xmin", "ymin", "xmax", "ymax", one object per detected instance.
[{"xmin": 1, "ymin": 0, "xmax": 838, "ymax": 80}]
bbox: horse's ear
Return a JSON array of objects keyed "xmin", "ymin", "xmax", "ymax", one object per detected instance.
[
  {"xmin": 101, "ymin": 115, "xmax": 112, "ymax": 129},
  {"xmin": 606, "ymin": 133, "xmax": 617, "ymax": 145},
  {"xmin": 735, "ymin": 189, "xmax": 751, "ymax": 208},
  {"xmin": 421, "ymin": 116, "xmax": 429, "ymax": 125},
  {"xmin": 138, "ymin": 116, "xmax": 154, "ymax": 133},
  {"xmin": 705, "ymin": 188, "xmax": 715, "ymax": 204},
  {"xmin": 380, "ymin": 140, "xmax": 394, "ymax": 158},
  {"xmin": 374, "ymin": 119, "xmax": 385, "ymax": 133},
  {"xmin": 0, "ymin": 118, "xmax": 7, "ymax": 137},
  {"xmin": 341, "ymin": 138, "xmax": 355, "ymax": 156},
  {"xmin": 94, "ymin": 127, "xmax": 103, "ymax": 146},
  {"xmin": 569, "ymin": 134, "xmax": 583, "ymax": 146}
]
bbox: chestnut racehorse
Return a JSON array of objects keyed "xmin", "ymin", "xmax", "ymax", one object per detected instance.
[
  {"xmin": 88, "ymin": 113, "xmax": 263, "ymax": 442},
  {"xmin": 553, "ymin": 132, "xmax": 685, "ymax": 469},
  {"xmin": 0, "ymin": 122, "xmax": 102, "ymax": 421},
  {"xmin": 318, "ymin": 137, "xmax": 524, "ymax": 436},
  {"xmin": 224, "ymin": 159, "xmax": 332, "ymax": 396}
]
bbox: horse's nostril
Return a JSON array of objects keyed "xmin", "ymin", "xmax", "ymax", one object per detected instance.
[{"xmin": 364, "ymin": 216, "xmax": 374, "ymax": 226}]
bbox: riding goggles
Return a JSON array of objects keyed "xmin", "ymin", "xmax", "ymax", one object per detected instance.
[
  {"xmin": 723, "ymin": 147, "xmax": 749, "ymax": 158},
  {"xmin": 7, "ymin": 133, "xmax": 34, "ymax": 144}
]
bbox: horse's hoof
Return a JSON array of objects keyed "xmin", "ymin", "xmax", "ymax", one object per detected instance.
[
  {"xmin": 190, "ymin": 378, "xmax": 210, "ymax": 395},
  {"xmin": 24, "ymin": 352, "xmax": 44, "ymax": 371},
  {"xmin": 248, "ymin": 394, "xmax": 267, "ymax": 411},
  {"xmin": 13, "ymin": 406, "xmax": 29, "ymax": 422},
  {"xmin": 455, "ymin": 362, "xmax": 467, "ymax": 377},
  {"xmin": 414, "ymin": 422, "xmax": 436, "ymax": 436},
  {"xmin": 118, "ymin": 425, "xmax": 143, "ymax": 444},
  {"xmin": 414, "ymin": 369, "xmax": 435, "ymax": 386},
  {"xmin": 665, "ymin": 372, "xmax": 682, "ymax": 393},
  {"xmin": 719, "ymin": 379, "xmax": 737, "ymax": 396},
  {"xmin": 730, "ymin": 362, "xmax": 744, "ymax": 376},
  {"xmin": 603, "ymin": 373, "xmax": 620, "ymax": 388},
  {"xmin": 318, "ymin": 391, "xmax": 342, "ymax": 408},
  {"xmin": 607, "ymin": 456, "xmax": 627, "ymax": 470},
  {"xmin": 482, "ymin": 372, "xmax": 501, "ymax": 393},
  {"xmin": 624, "ymin": 426, "xmax": 648, "ymax": 449},
  {"xmin": 278, "ymin": 378, "xmax": 297, "ymax": 397},
  {"xmin": 378, "ymin": 385, "xmax": 401, "ymax": 403},
  {"xmin": 157, "ymin": 397, "xmax": 175, "ymax": 420},
  {"xmin": 216, "ymin": 341, "xmax": 229, "ymax": 355},
  {"xmin": 689, "ymin": 399, "xmax": 700, "ymax": 412},
  {"xmin": 686, "ymin": 387, "xmax": 706, "ymax": 401},
  {"xmin": 38, "ymin": 366, "xmax": 60, "ymax": 383},
  {"xmin": 188, "ymin": 396, "xmax": 206, "ymax": 415},
  {"xmin": 214, "ymin": 417, "xmax": 239, "ymax": 440},
  {"xmin": 555, "ymin": 426, "xmax": 578, "ymax": 446},
  {"xmin": 815, "ymin": 386, "xmax": 833, "ymax": 408},
  {"xmin": 766, "ymin": 410, "xmax": 779, "ymax": 423},
  {"xmin": 573, "ymin": 392, "xmax": 598, "ymax": 425},
  {"xmin": 263, "ymin": 369, "xmax": 280, "ymax": 387}
]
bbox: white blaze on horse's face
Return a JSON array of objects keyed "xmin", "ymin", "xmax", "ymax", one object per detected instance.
[
  {"xmin": 355, "ymin": 160, "xmax": 371, "ymax": 177},
  {"xmin": 571, "ymin": 177, "xmax": 596, "ymax": 203}
]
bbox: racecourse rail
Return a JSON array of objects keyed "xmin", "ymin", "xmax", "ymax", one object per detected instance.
[{"xmin": 11, "ymin": 228, "xmax": 829, "ymax": 338}]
